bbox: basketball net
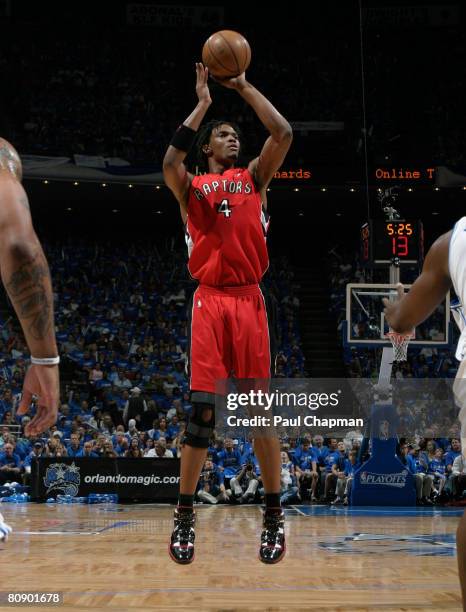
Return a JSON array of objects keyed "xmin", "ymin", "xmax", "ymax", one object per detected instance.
[{"xmin": 386, "ymin": 330, "xmax": 415, "ymax": 361}]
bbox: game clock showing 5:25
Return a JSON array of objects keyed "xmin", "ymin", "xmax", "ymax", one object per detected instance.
[{"xmin": 360, "ymin": 220, "xmax": 424, "ymax": 266}]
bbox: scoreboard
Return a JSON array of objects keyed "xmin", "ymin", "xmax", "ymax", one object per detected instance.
[{"xmin": 361, "ymin": 220, "xmax": 424, "ymax": 266}]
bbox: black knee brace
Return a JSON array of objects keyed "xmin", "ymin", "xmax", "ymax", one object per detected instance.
[{"xmin": 184, "ymin": 402, "xmax": 216, "ymax": 448}]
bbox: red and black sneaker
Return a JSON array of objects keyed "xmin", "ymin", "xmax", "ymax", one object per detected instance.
[
  {"xmin": 168, "ymin": 507, "xmax": 196, "ymax": 564},
  {"xmin": 259, "ymin": 509, "xmax": 286, "ymax": 564}
]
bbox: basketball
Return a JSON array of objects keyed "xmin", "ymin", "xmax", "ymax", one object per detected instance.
[{"xmin": 202, "ymin": 30, "xmax": 251, "ymax": 79}]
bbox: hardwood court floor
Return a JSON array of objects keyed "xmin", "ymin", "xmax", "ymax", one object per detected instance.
[{"xmin": 0, "ymin": 503, "xmax": 464, "ymax": 611}]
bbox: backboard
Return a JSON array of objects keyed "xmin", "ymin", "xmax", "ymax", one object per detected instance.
[{"xmin": 345, "ymin": 283, "xmax": 451, "ymax": 347}]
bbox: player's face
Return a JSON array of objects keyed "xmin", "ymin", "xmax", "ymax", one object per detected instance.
[{"xmin": 209, "ymin": 124, "xmax": 240, "ymax": 164}]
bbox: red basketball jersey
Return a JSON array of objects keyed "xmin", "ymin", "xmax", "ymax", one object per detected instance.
[{"xmin": 185, "ymin": 167, "xmax": 269, "ymax": 287}]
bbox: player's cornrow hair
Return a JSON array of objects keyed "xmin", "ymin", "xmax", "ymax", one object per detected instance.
[{"xmin": 191, "ymin": 120, "xmax": 241, "ymax": 174}]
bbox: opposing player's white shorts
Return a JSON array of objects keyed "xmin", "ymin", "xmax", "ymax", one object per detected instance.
[
  {"xmin": 0, "ymin": 512, "xmax": 12, "ymax": 542},
  {"xmin": 453, "ymin": 360, "xmax": 466, "ymax": 455}
]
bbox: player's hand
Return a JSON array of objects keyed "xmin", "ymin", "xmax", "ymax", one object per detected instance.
[
  {"xmin": 382, "ymin": 283, "xmax": 406, "ymax": 329},
  {"xmin": 196, "ymin": 62, "xmax": 212, "ymax": 105},
  {"xmin": 16, "ymin": 364, "xmax": 60, "ymax": 436},
  {"xmin": 212, "ymin": 72, "xmax": 247, "ymax": 90}
]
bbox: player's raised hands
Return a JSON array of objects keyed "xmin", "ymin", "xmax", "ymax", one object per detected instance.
[
  {"xmin": 211, "ymin": 72, "xmax": 247, "ymax": 91},
  {"xmin": 195, "ymin": 62, "xmax": 211, "ymax": 105}
]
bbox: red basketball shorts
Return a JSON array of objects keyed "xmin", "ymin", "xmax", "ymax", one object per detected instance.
[{"xmin": 186, "ymin": 284, "xmax": 275, "ymax": 398}]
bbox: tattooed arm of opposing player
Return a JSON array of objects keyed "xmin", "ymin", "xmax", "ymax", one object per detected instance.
[{"xmin": 0, "ymin": 176, "xmax": 57, "ymax": 358}]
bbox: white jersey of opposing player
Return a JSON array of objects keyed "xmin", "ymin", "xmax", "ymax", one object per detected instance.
[{"xmin": 449, "ymin": 216, "xmax": 466, "ymax": 361}]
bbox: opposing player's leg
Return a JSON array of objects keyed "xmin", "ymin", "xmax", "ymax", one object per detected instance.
[
  {"xmin": 457, "ymin": 511, "xmax": 466, "ymax": 611},
  {"xmin": 169, "ymin": 289, "xmax": 229, "ymax": 564},
  {"xmin": 231, "ymin": 287, "xmax": 286, "ymax": 563},
  {"xmin": 0, "ymin": 512, "xmax": 12, "ymax": 543}
]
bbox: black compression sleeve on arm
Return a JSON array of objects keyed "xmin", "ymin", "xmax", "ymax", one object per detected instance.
[{"xmin": 170, "ymin": 124, "xmax": 197, "ymax": 153}]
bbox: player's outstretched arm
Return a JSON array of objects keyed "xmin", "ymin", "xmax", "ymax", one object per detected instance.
[
  {"xmin": 163, "ymin": 63, "xmax": 212, "ymax": 214},
  {"xmin": 383, "ymin": 232, "xmax": 452, "ymax": 334},
  {"xmin": 0, "ymin": 172, "xmax": 59, "ymax": 435},
  {"xmin": 216, "ymin": 73, "xmax": 292, "ymax": 191}
]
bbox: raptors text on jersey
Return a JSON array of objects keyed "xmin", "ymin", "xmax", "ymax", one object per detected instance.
[{"xmin": 185, "ymin": 167, "xmax": 269, "ymax": 286}]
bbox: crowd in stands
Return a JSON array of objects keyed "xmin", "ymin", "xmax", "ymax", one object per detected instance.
[
  {"xmin": 2, "ymin": 18, "xmax": 464, "ymax": 169},
  {"xmin": 0, "ymin": 238, "xmax": 464, "ymax": 505},
  {"xmin": 0, "ymin": 241, "xmax": 308, "ymax": 500}
]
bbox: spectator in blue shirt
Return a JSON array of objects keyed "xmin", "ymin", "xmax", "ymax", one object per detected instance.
[
  {"xmin": 95, "ymin": 373, "xmax": 113, "ymax": 390},
  {"xmin": 108, "ymin": 365, "xmax": 121, "ymax": 385},
  {"xmin": 334, "ymin": 449, "xmax": 360, "ymax": 505},
  {"xmin": 77, "ymin": 441, "xmax": 99, "ymax": 458},
  {"xmin": 319, "ymin": 438, "xmax": 340, "ymax": 501},
  {"xmin": 216, "ymin": 438, "xmax": 242, "ymax": 482},
  {"xmin": 445, "ymin": 438, "xmax": 461, "ymax": 476},
  {"xmin": 66, "ymin": 433, "xmax": 82, "ymax": 458},
  {"xmin": 280, "ymin": 451, "xmax": 300, "ymax": 505},
  {"xmin": 312, "ymin": 434, "xmax": 329, "ymax": 463},
  {"xmin": 428, "ymin": 447, "xmax": 447, "ymax": 496},
  {"xmin": 328, "ymin": 442, "xmax": 348, "ymax": 503},
  {"xmin": 0, "ymin": 390, "xmax": 14, "ymax": 420},
  {"xmin": 23, "ymin": 442, "xmax": 44, "ymax": 484},
  {"xmin": 167, "ymin": 415, "xmax": 181, "ymax": 440},
  {"xmin": 197, "ymin": 458, "xmax": 228, "ymax": 504},
  {"xmin": 229, "ymin": 448, "xmax": 261, "ymax": 503},
  {"xmin": 14, "ymin": 423, "xmax": 32, "ymax": 460},
  {"xmin": 293, "ymin": 436, "xmax": 316, "ymax": 466},
  {"xmin": 112, "ymin": 431, "xmax": 129, "ymax": 455},
  {"xmin": 294, "ymin": 439, "xmax": 319, "ymax": 502},
  {"xmin": 208, "ymin": 438, "xmax": 224, "ymax": 466},
  {"xmin": 401, "ymin": 443, "xmax": 434, "ymax": 505},
  {"xmin": 0, "ymin": 442, "xmax": 22, "ymax": 485}
]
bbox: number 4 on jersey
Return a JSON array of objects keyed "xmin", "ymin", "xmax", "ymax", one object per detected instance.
[{"xmin": 217, "ymin": 199, "xmax": 232, "ymax": 218}]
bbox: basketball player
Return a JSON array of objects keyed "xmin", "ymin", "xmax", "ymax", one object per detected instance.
[
  {"xmin": 163, "ymin": 64, "xmax": 292, "ymax": 564},
  {"xmin": 382, "ymin": 220, "xmax": 466, "ymax": 609},
  {"xmin": 0, "ymin": 139, "xmax": 60, "ymax": 541}
]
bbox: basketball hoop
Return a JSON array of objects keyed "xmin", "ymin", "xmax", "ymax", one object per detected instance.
[{"xmin": 386, "ymin": 330, "xmax": 415, "ymax": 361}]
